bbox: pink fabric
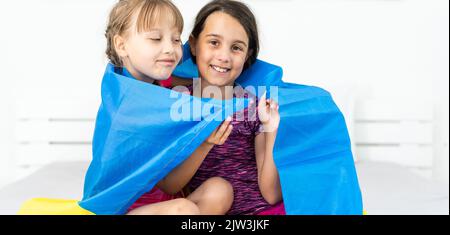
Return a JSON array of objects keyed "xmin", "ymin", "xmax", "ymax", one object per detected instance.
[
  {"xmin": 158, "ymin": 76, "xmax": 173, "ymax": 88},
  {"xmin": 128, "ymin": 187, "xmax": 285, "ymax": 215},
  {"xmin": 127, "ymin": 187, "xmax": 181, "ymax": 212},
  {"xmin": 257, "ymin": 202, "xmax": 286, "ymax": 215}
]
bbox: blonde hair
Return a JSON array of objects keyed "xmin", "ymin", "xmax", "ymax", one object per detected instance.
[{"xmin": 105, "ymin": 0, "xmax": 184, "ymax": 66}]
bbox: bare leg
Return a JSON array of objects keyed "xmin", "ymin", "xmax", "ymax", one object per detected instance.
[
  {"xmin": 187, "ymin": 177, "xmax": 234, "ymax": 215},
  {"xmin": 126, "ymin": 198, "xmax": 200, "ymax": 215}
]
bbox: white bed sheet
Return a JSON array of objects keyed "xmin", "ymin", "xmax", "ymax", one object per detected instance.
[{"xmin": 0, "ymin": 161, "xmax": 448, "ymax": 215}]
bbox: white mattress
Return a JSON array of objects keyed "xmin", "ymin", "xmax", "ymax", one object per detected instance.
[
  {"xmin": 0, "ymin": 161, "xmax": 448, "ymax": 215},
  {"xmin": 0, "ymin": 162, "xmax": 88, "ymax": 214}
]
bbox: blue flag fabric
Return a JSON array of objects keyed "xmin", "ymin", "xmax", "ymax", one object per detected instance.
[
  {"xmin": 80, "ymin": 43, "xmax": 363, "ymax": 215},
  {"xmin": 173, "ymin": 44, "xmax": 363, "ymax": 215},
  {"xmin": 79, "ymin": 65, "xmax": 247, "ymax": 215}
]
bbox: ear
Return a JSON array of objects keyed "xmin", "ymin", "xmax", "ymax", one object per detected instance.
[
  {"xmin": 114, "ymin": 34, "xmax": 128, "ymax": 58},
  {"xmin": 188, "ymin": 35, "xmax": 197, "ymax": 56}
]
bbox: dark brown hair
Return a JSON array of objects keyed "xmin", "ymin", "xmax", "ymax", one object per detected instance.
[{"xmin": 190, "ymin": 0, "xmax": 259, "ymax": 69}]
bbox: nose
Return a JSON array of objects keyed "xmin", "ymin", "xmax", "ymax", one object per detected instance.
[
  {"xmin": 216, "ymin": 47, "xmax": 231, "ymax": 63},
  {"xmin": 162, "ymin": 38, "xmax": 175, "ymax": 55}
]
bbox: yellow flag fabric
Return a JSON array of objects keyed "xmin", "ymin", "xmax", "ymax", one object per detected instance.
[{"xmin": 18, "ymin": 198, "xmax": 94, "ymax": 215}]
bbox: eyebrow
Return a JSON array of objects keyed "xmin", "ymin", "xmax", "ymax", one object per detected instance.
[
  {"xmin": 205, "ymin": 33, "xmax": 248, "ymax": 47},
  {"xmin": 142, "ymin": 29, "xmax": 180, "ymax": 36}
]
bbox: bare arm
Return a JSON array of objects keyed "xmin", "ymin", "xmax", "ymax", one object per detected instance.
[
  {"xmin": 157, "ymin": 117, "xmax": 233, "ymax": 195},
  {"xmin": 157, "ymin": 142, "xmax": 214, "ymax": 195},
  {"xmin": 254, "ymin": 132, "xmax": 282, "ymax": 205},
  {"xmin": 255, "ymin": 93, "xmax": 282, "ymax": 205}
]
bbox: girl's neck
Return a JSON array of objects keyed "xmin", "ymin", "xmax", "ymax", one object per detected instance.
[{"xmin": 195, "ymin": 78, "xmax": 235, "ymax": 100}]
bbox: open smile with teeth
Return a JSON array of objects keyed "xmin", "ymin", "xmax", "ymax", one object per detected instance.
[{"xmin": 211, "ymin": 65, "xmax": 230, "ymax": 73}]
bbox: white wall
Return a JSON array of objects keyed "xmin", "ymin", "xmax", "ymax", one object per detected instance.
[{"xmin": 0, "ymin": 0, "xmax": 448, "ymax": 184}]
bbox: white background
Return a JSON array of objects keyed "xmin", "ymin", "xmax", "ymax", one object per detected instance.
[{"xmin": 0, "ymin": 0, "xmax": 448, "ymax": 188}]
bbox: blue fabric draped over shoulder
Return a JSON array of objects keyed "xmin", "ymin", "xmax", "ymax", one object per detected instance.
[
  {"xmin": 79, "ymin": 65, "xmax": 248, "ymax": 215},
  {"xmin": 79, "ymin": 43, "xmax": 363, "ymax": 215},
  {"xmin": 173, "ymin": 43, "xmax": 364, "ymax": 215}
]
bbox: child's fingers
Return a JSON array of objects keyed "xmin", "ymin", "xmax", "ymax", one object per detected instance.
[
  {"xmin": 260, "ymin": 91, "xmax": 267, "ymax": 102},
  {"xmin": 215, "ymin": 117, "xmax": 232, "ymax": 138},
  {"xmin": 268, "ymin": 99, "xmax": 279, "ymax": 112},
  {"xmin": 258, "ymin": 92, "xmax": 267, "ymax": 110},
  {"xmin": 211, "ymin": 127, "xmax": 219, "ymax": 136},
  {"xmin": 218, "ymin": 124, "xmax": 233, "ymax": 145}
]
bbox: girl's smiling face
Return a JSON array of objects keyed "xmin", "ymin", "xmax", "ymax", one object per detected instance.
[
  {"xmin": 190, "ymin": 12, "xmax": 250, "ymax": 87},
  {"xmin": 115, "ymin": 11, "xmax": 183, "ymax": 83}
]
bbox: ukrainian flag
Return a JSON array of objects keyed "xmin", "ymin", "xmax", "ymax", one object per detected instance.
[{"xmin": 18, "ymin": 44, "xmax": 363, "ymax": 215}]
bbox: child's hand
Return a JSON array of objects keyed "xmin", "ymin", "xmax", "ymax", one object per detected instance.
[
  {"xmin": 258, "ymin": 92, "xmax": 280, "ymax": 133},
  {"xmin": 205, "ymin": 117, "xmax": 233, "ymax": 146}
]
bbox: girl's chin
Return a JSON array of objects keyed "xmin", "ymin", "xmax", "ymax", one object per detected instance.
[
  {"xmin": 202, "ymin": 76, "xmax": 235, "ymax": 86},
  {"xmin": 153, "ymin": 76, "xmax": 170, "ymax": 81},
  {"xmin": 151, "ymin": 73, "xmax": 171, "ymax": 81},
  {"xmin": 203, "ymin": 80, "xmax": 228, "ymax": 87}
]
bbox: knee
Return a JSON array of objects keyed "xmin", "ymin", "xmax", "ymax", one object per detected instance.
[
  {"xmin": 203, "ymin": 177, "xmax": 234, "ymax": 207},
  {"xmin": 168, "ymin": 198, "xmax": 200, "ymax": 215}
]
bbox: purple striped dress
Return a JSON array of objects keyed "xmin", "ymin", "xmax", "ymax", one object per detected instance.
[{"xmin": 187, "ymin": 85, "xmax": 284, "ymax": 215}]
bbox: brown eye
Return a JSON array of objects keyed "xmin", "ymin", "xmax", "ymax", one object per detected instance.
[
  {"xmin": 209, "ymin": 40, "xmax": 219, "ymax": 47},
  {"xmin": 232, "ymin": 45, "xmax": 243, "ymax": 52}
]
